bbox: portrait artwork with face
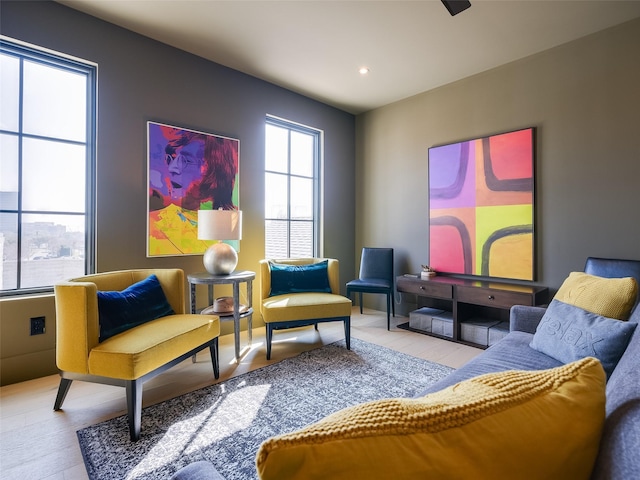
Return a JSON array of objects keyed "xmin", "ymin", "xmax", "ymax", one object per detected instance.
[{"xmin": 147, "ymin": 122, "xmax": 239, "ymax": 256}]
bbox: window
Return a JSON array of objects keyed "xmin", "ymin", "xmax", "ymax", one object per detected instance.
[
  {"xmin": 265, "ymin": 117, "xmax": 321, "ymax": 258},
  {"xmin": 0, "ymin": 38, "xmax": 96, "ymax": 295}
]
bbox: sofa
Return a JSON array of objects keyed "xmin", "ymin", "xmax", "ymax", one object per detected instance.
[
  {"xmin": 174, "ymin": 257, "xmax": 640, "ymax": 479},
  {"xmin": 416, "ymin": 256, "xmax": 640, "ymax": 479},
  {"xmin": 422, "ymin": 257, "xmax": 640, "ymax": 480}
]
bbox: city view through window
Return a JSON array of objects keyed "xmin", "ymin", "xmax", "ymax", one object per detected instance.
[{"xmin": 0, "ymin": 40, "xmax": 95, "ymax": 294}]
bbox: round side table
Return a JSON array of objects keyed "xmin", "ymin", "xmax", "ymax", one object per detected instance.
[{"xmin": 188, "ymin": 270, "xmax": 255, "ymax": 361}]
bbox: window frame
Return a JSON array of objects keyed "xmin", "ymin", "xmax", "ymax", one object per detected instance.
[
  {"xmin": 0, "ymin": 37, "xmax": 97, "ymax": 297},
  {"xmin": 264, "ymin": 115, "xmax": 322, "ymax": 258}
]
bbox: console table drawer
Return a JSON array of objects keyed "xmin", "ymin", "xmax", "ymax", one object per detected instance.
[
  {"xmin": 456, "ymin": 286, "xmax": 533, "ymax": 309},
  {"xmin": 397, "ymin": 278, "xmax": 453, "ymax": 299}
]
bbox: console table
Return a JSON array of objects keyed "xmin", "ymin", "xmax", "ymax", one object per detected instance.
[
  {"xmin": 396, "ymin": 274, "xmax": 548, "ymax": 348},
  {"xmin": 188, "ymin": 270, "xmax": 255, "ymax": 361}
]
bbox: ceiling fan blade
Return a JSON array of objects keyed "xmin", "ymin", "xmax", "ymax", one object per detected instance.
[{"xmin": 441, "ymin": 0, "xmax": 472, "ymax": 16}]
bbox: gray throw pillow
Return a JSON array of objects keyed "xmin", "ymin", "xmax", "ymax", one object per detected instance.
[{"xmin": 530, "ymin": 299, "xmax": 637, "ymax": 379}]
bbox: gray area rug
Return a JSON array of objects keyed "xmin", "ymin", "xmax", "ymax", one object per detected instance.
[{"xmin": 77, "ymin": 338, "xmax": 454, "ymax": 480}]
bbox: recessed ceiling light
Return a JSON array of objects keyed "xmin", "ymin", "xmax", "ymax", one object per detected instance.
[{"xmin": 359, "ymin": 67, "xmax": 370, "ymax": 75}]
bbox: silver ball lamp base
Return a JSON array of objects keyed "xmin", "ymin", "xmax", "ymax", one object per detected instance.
[{"xmin": 203, "ymin": 243, "xmax": 238, "ymax": 275}]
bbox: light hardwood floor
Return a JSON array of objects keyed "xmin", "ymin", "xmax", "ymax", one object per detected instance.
[{"xmin": 0, "ymin": 307, "xmax": 481, "ymax": 480}]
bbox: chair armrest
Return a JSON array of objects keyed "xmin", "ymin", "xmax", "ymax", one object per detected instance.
[
  {"xmin": 326, "ymin": 258, "xmax": 341, "ymax": 294},
  {"xmin": 259, "ymin": 259, "xmax": 271, "ymax": 306},
  {"xmin": 509, "ymin": 305, "xmax": 547, "ymax": 334},
  {"xmin": 54, "ymin": 282, "xmax": 100, "ymax": 373}
]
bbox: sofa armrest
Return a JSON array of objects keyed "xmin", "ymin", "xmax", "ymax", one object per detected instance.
[{"xmin": 509, "ymin": 305, "xmax": 547, "ymax": 334}]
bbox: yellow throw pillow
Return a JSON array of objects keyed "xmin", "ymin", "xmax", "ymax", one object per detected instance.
[
  {"xmin": 554, "ymin": 271, "xmax": 638, "ymax": 320},
  {"xmin": 256, "ymin": 358, "xmax": 605, "ymax": 480}
]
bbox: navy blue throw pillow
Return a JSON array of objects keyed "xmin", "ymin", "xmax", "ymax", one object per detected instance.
[
  {"xmin": 269, "ymin": 261, "xmax": 332, "ymax": 297},
  {"xmin": 97, "ymin": 274, "xmax": 175, "ymax": 342}
]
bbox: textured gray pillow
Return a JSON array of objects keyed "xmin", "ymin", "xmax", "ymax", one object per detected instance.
[{"xmin": 530, "ymin": 299, "xmax": 637, "ymax": 379}]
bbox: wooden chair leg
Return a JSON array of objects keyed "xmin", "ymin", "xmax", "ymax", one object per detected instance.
[
  {"xmin": 209, "ymin": 338, "xmax": 220, "ymax": 379},
  {"xmin": 358, "ymin": 292, "xmax": 363, "ymax": 314},
  {"xmin": 126, "ymin": 380, "xmax": 143, "ymax": 441},
  {"xmin": 53, "ymin": 377, "xmax": 73, "ymax": 410}
]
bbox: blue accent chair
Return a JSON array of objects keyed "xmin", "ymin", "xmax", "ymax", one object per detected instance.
[{"xmin": 346, "ymin": 248, "xmax": 395, "ymax": 330}]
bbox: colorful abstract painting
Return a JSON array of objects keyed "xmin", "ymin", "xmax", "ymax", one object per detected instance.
[
  {"xmin": 428, "ymin": 128, "xmax": 535, "ymax": 280},
  {"xmin": 147, "ymin": 122, "xmax": 239, "ymax": 257}
]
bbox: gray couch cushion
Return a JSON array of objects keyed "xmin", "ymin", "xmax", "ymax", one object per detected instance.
[{"xmin": 419, "ymin": 331, "xmax": 562, "ymax": 395}]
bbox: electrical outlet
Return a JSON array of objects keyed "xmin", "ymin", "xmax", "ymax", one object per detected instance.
[{"xmin": 30, "ymin": 316, "xmax": 46, "ymax": 335}]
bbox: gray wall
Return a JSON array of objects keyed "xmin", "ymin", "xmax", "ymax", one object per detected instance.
[
  {"xmin": 0, "ymin": 1, "xmax": 355, "ymax": 385},
  {"xmin": 356, "ymin": 17, "xmax": 640, "ymax": 315}
]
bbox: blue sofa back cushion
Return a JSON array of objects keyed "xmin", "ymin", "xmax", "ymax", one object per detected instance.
[
  {"xmin": 97, "ymin": 274, "xmax": 175, "ymax": 342},
  {"xmin": 269, "ymin": 260, "xmax": 332, "ymax": 297},
  {"xmin": 530, "ymin": 299, "xmax": 637, "ymax": 379}
]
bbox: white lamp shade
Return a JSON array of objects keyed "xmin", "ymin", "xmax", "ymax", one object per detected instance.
[{"xmin": 198, "ymin": 209, "xmax": 242, "ymax": 241}]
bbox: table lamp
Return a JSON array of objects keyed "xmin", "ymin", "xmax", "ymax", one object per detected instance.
[{"xmin": 197, "ymin": 209, "xmax": 242, "ymax": 275}]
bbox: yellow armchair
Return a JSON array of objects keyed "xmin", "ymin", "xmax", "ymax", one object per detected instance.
[
  {"xmin": 53, "ymin": 268, "xmax": 220, "ymax": 441},
  {"xmin": 259, "ymin": 258, "xmax": 352, "ymax": 359}
]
